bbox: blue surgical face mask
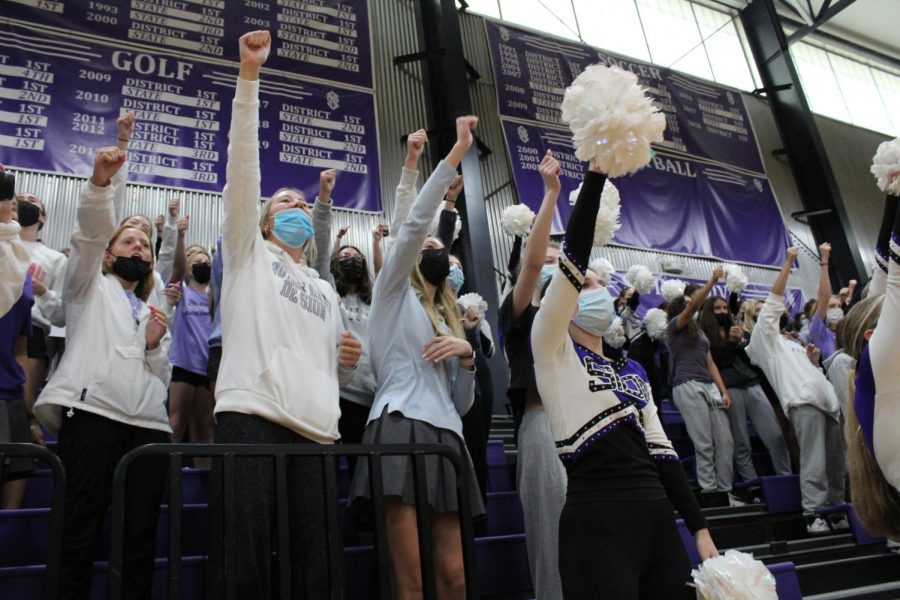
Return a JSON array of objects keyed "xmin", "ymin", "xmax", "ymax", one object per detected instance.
[
  {"xmin": 272, "ymin": 208, "xmax": 314, "ymax": 249},
  {"xmin": 573, "ymin": 288, "xmax": 615, "ymax": 336},
  {"xmin": 448, "ymin": 264, "xmax": 465, "ymax": 294},
  {"xmin": 539, "ymin": 264, "xmax": 555, "ymax": 292}
]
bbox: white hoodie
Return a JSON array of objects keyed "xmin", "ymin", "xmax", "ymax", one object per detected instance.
[
  {"xmin": 0, "ymin": 220, "xmax": 30, "ymax": 317},
  {"xmin": 213, "ymin": 77, "xmax": 352, "ymax": 444},
  {"xmin": 34, "ymin": 180, "xmax": 172, "ymax": 435}
]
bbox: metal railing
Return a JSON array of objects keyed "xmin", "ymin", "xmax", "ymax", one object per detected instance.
[
  {"xmin": 0, "ymin": 443, "xmax": 66, "ymax": 600},
  {"xmin": 108, "ymin": 443, "xmax": 479, "ymax": 600}
]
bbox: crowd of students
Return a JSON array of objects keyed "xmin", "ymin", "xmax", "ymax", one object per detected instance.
[{"xmin": 0, "ymin": 29, "xmax": 898, "ymax": 600}]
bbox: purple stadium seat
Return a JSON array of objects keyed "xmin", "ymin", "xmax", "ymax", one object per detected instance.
[
  {"xmin": 759, "ymin": 475, "xmax": 802, "ymax": 513},
  {"xmin": 768, "ymin": 561, "xmax": 802, "ymax": 600}
]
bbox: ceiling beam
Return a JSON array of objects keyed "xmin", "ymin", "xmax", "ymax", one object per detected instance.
[{"xmin": 786, "ymin": 0, "xmax": 858, "ymax": 45}]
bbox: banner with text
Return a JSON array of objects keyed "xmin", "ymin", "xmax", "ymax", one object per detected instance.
[
  {"xmin": 501, "ymin": 119, "xmax": 789, "ymax": 267},
  {"xmin": 0, "ymin": 0, "xmax": 373, "ymax": 89},
  {"xmin": 0, "ymin": 18, "xmax": 381, "ymax": 210}
]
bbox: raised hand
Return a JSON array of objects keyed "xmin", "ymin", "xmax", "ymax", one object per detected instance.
[
  {"xmin": 446, "ymin": 175, "xmax": 464, "ymax": 202},
  {"xmin": 91, "ymin": 147, "xmax": 126, "ymax": 187},
  {"xmin": 145, "ymin": 306, "xmax": 168, "ymax": 350},
  {"xmin": 319, "ymin": 168, "xmax": 337, "ymax": 200},
  {"xmin": 538, "ymin": 150, "xmax": 561, "ymax": 192},
  {"xmin": 238, "ymin": 30, "xmax": 271, "ymax": 79},
  {"xmin": 116, "ymin": 111, "xmax": 135, "ymax": 143},
  {"xmin": 372, "ymin": 224, "xmax": 388, "ymax": 242},
  {"xmin": 405, "ymin": 129, "xmax": 428, "ymax": 167},
  {"xmin": 455, "ymin": 116, "xmax": 478, "ymax": 151},
  {"xmin": 155, "ymin": 214, "xmax": 165, "ymax": 235},
  {"xmin": 818, "ymin": 242, "xmax": 831, "ymax": 263},
  {"xmin": 177, "ymin": 215, "xmax": 189, "ymax": 236},
  {"xmin": 786, "ymin": 246, "xmax": 799, "ymax": 262},
  {"xmin": 711, "ymin": 266, "xmax": 725, "ymax": 281},
  {"xmin": 423, "ymin": 335, "xmax": 472, "ymax": 364},
  {"xmin": 339, "ymin": 331, "xmax": 362, "ymax": 367},
  {"xmin": 168, "ymin": 197, "xmax": 180, "ymax": 218},
  {"xmin": 336, "ymin": 225, "xmax": 349, "ymax": 240},
  {"xmin": 28, "ymin": 263, "xmax": 47, "ymax": 296}
]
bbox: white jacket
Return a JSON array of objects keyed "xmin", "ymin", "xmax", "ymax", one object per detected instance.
[
  {"xmin": 0, "ymin": 220, "xmax": 30, "ymax": 318},
  {"xmin": 22, "ymin": 240, "xmax": 67, "ymax": 330},
  {"xmin": 213, "ymin": 77, "xmax": 352, "ymax": 444},
  {"xmin": 34, "ymin": 180, "xmax": 172, "ymax": 435}
]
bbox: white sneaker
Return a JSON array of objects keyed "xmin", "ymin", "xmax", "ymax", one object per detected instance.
[
  {"xmin": 807, "ymin": 517, "xmax": 831, "ymax": 535},
  {"xmin": 887, "ymin": 539, "xmax": 900, "ymax": 553},
  {"xmin": 830, "ymin": 515, "xmax": 850, "ymax": 531},
  {"xmin": 728, "ymin": 493, "xmax": 748, "ymax": 507}
]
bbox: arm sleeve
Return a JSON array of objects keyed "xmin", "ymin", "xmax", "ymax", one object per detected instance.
[
  {"xmin": 871, "ymin": 203, "xmax": 900, "ymax": 489},
  {"xmin": 0, "ymin": 221, "xmax": 30, "ymax": 318},
  {"xmin": 312, "ymin": 199, "xmax": 334, "ymax": 287},
  {"xmin": 35, "ymin": 253, "xmax": 67, "ymax": 327},
  {"xmin": 389, "ymin": 167, "xmax": 419, "ymax": 236},
  {"xmin": 870, "ymin": 196, "xmax": 897, "ymax": 297},
  {"xmin": 221, "ymin": 77, "xmax": 262, "ymax": 273},
  {"xmin": 729, "ymin": 291, "xmax": 740, "ymax": 316},
  {"xmin": 144, "ymin": 329, "xmax": 173, "ymax": 386},
  {"xmin": 657, "ymin": 461, "xmax": 708, "ymax": 533},
  {"xmin": 156, "ymin": 212, "xmax": 177, "ymax": 284},
  {"xmin": 374, "ymin": 161, "xmax": 457, "ymax": 303},
  {"xmin": 746, "ymin": 292, "xmax": 784, "ymax": 364},
  {"xmin": 507, "ymin": 235, "xmax": 523, "ymax": 281},
  {"xmin": 532, "ymin": 171, "xmax": 608, "ymax": 364},
  {"xmin": 65, "ymin": 180, "xmax": 117, "ymax": 304},
  {"xmin": 451, "ymin": 364, "xmax": 475, "ymax": 416},
  {"xmin": 436, "ymin": 209, "xmax": 457, "ymax": 249},
  {"xmin": 478, "ymin": 318, "xmax": 496, "ymax": 358},
  {"xmin": 110, "ymin": 161, "xmax": 127, "ymax": 226}
]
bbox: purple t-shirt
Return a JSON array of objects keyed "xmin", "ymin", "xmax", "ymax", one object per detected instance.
[
  {"xmin": 665, "ymin": 319, "xmax": 712, "ymax": 387},
  {"xmin": 169, "ymin": 284, "xmax": 211, "ymax": 376},
  {"xmin": 808, "ymin": 313, "xmax": 836, "ymax": 359},
  {"xmin": 0, "ymin": 276, "xmax": 34, "ymax": 401}
]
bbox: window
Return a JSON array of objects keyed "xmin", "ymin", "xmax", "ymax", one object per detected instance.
[
  {"xmin": 462, "ymin": 0, "xmax": 501, "ymax": 19},
  {"xmin": 870, "ymin": 68, "xmax": 900, "ymax": 136},
  {"xmin": 498, "ymin": 0, "xmax": 580, "ymax": 41},
  {"xmin": 791, "ymin": 42, "xmax": 852, "ymax": 123},
  {"xmin": 693, "ymin": 4, "xmax": 755, "ymax": 91},
  {"xmin": 573, "ymin": 0, "xmax": 652, "ymax": 62}
]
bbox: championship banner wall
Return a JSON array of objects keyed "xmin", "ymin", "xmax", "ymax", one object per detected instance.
[
  {"xmin": 0, "ymin": 0, "xmax": 381, "ymax": 211},
  {"xmin": 486, "ymin": 19, "xmax": 789, "ymax": 267}
]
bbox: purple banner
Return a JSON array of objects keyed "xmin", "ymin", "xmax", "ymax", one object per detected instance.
[
  {"xmin": 0, "ymin": 0, "xmax": 373, "ymax": 89},
  {"xmin": 501, "ymin": 119, "xmax": 789, "ymax": 267},
  {"xmin": 485, "ymin": 19, "xmax": 764, "ymax": 174},
  {"xmin": 605, "ymin": 271, "xmax": 805, "ymax": 321},
  {"xmin": 0, "ymin": 20, "xmax": 381, "ymax": 210}
]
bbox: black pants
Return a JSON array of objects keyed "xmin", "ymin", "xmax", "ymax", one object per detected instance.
[
  {"xmin": 559, "ymin": 498, "xmax": 692, "ymax": 600},
  {"xmin": 56, "ymin": 410, "xmax": 167, "ymax": 600},
  {"xmin": 207, "ymin": 412, "xmax": 333, "ymax": 600},
  {"xmin": 338, "ymin": 398, "xmax": 370, "ymax": 477}
]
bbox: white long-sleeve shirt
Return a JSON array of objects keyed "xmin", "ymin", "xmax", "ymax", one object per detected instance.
[
  {"xmin": 0, "ymin": 220, "xmax": 30, "ymax": 318},
  {"xmin": 22, "ymin": 240, "xmax": 67, "ymax": 330},
  {"xmin": 746, "ymin": 292, "xmax": 840, "ymax": 418},
  {"xmin": 213, "ymin": 77, "xmax": 352, "ymax": 444}
]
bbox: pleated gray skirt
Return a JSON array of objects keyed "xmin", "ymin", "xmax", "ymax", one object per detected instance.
[{"xmin": 348, "ymin": 408, "xmax": 486, "ymax": 516}]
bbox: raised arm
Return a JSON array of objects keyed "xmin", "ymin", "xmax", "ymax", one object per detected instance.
[
  {"xmin": 221, "ymin": 31, "xmax": 269, "ymax": 272},
  {"xmin": 511, "ymin": 151, "xmax": 560, "ymax": 320},
  {"xmin": 674, "ymin": 267, "xmax": 723, "ymax": 330},
  {"xmin": 870, "ymin": 196, "xmax": 897, "ymax": 297},
  {"xmin": 371, "ymin": 224, "xmax": 385, "ymax": 276},
  {"xmin": 313, "ymin": 168, "xmax": 337, "ymax": 285},
  {"xmin": 111, "ymin": 112, "xmax": 134, "ymax": 225},
  {"xmin": 169, "ymin": 215, "xmax": 189, "ymax": 284},
  {"xmin": 374, "ymin": 117, "xmax": 476, "ymax": 302},
  {"xmin": 531, "ymin": 167, "xmax": 607, "ymax": 362},
  {"xmin": 66, "ymin": 148, "xmax": 125, "ymax": 304},
  {"xmin": 815, "ymin": 242, "xmax": 832, "ymax": 320},
  {"xmin": 435, "ymin": 176, "xmax": 463, "ymax": 248},
  {"xmin": 156, "ymin": 198, "xmax": 179, "ymax": 283},
  {"xmin": 389, "ymin": 129, "xmax": 427, "ymax": 236}
]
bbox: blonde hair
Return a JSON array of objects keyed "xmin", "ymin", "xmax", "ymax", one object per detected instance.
[
  {"xmin": 102, "ymin": 225, "xmax": 156, "ymax": 302},
  {"xmin": 410, "ymin": 254, "xmax": 464, "ymax": 340},
  {"xmin": 842, "ymin": 296, "xmax": 883, "ymax": 361},
  {"xmin": 259, "ymin": 190, "xmax": 317, "ymax": 266},
  {"xmin": 740, "ymin": 300, "xmax": 759, "ymax": 334}
]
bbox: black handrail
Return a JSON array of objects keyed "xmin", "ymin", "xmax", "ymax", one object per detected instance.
[
  {"xmin": 108, "ymin": 443, "xmax": 479, "ymax": 600},
  {"xmin": 0, "ymin": 443, "xmax": 66, "ymax": 600}
]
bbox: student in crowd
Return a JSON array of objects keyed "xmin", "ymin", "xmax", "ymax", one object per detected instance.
[
  {"xmin": 0, "ymin": 191, "xmax": 34, "ymax": 510},
  {"xmin": 809, "ymin": 243, "xmax": 842, "ymax": 362},
  {"xmin": 164, "ymin": 215, "xmax": 214, "ymax": 467},
  {"xmin": 700, "ymin": 296, "xmax": 792, "ymax": 480},
  {"xmin": 746, "ymin": 247, "xmax": 847, "ymax": 534},
  {"xmin": 349, "ymin": 116, "xmax": 481, "ymax": 599},
  {"xmin": 206, "ymin": 31, "xmax": 361, "ymax": 599},
  {"xmin": 205, "ymin": 236, "xmax": 223, "ymax": 399},
  {"xmin": 33, "ymin": 146, "xmax": 172, "ymax": 600},
  {"xmin": 532, "ymin": 164, "xmax": 718, "ymax": 599},
  {"xmin": 666, "ymin": 269, "xmax": 736, "ymax": 500},
  {"xmin": 498, "ymin": 150, "xmax": 566, "ymax": 599},
  {"xmin": 13, "ymin": 189, "xmax": 66, "ymax": 447},
  {"xmin": 823, "ymin": 321, "xmax": 854, "ymax": 416},
  {"xmin": 840, "ymin": 196, "xmax": 899, "ymax": 538}
]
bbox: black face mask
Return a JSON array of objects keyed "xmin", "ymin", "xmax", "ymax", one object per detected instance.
[
  {"xmin": 715, "ymin": 313, "xmax": 732, "ymax": 328},
  {"xmin": 419, "ymin": 247, "xmax": 450, "ymax": 286},
  {"xmin": 111, "ymin": 255, "xmax": 152, "ymax": 282},
  {"xmin": 192, "ymin": 262, "xmax": 212, "ymax": 284},
  {"xmin": 16, "ymin": 200, "xmax": 41, "ymax": 227},
  {"xmin": 336, "ymin": 256, "xmax": 365, "ymax": 285}
]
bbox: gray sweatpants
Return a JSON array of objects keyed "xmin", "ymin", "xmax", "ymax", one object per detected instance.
[
  {"xmin": 672, "ymin": 380, "xmax": 734, "ymax": 492},
  {"xmin": 516, "ymin": 409, "xmax": 566, "ymax": 599},
  {"xmin": 788, "ymin": 404, "xmax": 847, "ymax": 512},
  {"xmin": 728, "ymin": 385, "xmax": 793, "ymax": 478}
]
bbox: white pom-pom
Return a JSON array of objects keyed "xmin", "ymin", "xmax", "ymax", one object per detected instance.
[
  {"xmin": 603, "ymin": 316, "xmax": 627, "ymax": 348},
  {"xmin": 723, "ymin": 263, "xmax": 749, "ymax": 295},
  {"xmin": 454, "ymin": 216, "xmax": 462, "ymax": 241},
  {"xmin": 871, "ymin": 137, "xmax": 900, "ymax": 195},
  {"xmin": 593, "ymin": 180, "xmax": 621, "ymax": 247},
  {"xmin": 561, "ymin": 65, "xmax": 666, "ymax": 177},
  {"xmin": 643, "ymin": 308, "xmax": 668, "ymax": 341},
  {"xmin": 500, "ymin": 203, "xmax": 535, "ymax": 237},
  {"xmin": 458, "ymin": 292, "xmax": 488, "ymax": 316},
  {"xmin": 661, "ymin": 279, "xmax": 686, "ymax": 302},
  {"xmin": 692, "ymin": 550, "xmax": 777, "ymax": 600},
  {"xmin": 588, "ymin": 257, "xmax": 615, "ymax": 286},
  {"xmin": 625, "ymin": 264, "xmax": 655, "ymax": 294}
]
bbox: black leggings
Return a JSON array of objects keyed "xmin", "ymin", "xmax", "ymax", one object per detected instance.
[{"xmin": 559, "ymin": 498, "xmax": 693, "ymax": 600}]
